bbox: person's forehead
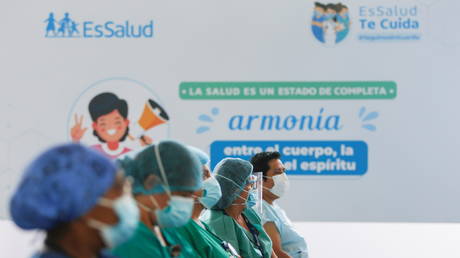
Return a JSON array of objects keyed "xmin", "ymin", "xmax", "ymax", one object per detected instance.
[
  {"xmin": 101, "ymin": 110, "xmax": 122, "ymax": 118},
  {"xmin": 268, "ymin": 158, "xmax": 283, "ymax": 167}
]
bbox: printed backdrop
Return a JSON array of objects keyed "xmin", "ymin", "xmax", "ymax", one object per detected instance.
[{"xmin": 0, "ymin": 0, "xmax": 458, "ymax": 222}]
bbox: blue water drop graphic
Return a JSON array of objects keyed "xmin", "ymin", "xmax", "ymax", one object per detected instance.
[
  {"xmin": 362, "ymin": 124, "xmax": 376, "ymax": 131},
  {"xmin": 198, "ymin": 114, "xmax": 214, "ymax": 122},
  {"xmin": 363, "ymin": 111, "xmax": 379, "ymax": 122},
  {"xmin": 211, "ymin": 107, "xmax": 219, "ymax": 116},
  {"xmin": 196, "ymin": 126, "xmax": 210, "ymax": 134}
]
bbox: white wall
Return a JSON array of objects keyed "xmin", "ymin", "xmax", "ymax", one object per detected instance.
[
  {"xmin": 2, "ymin": 220, "xmax": 460, "ymax": 258},
  {"xmin": 299, "ymin": 222, "xmax": 460, "ymax": 258}
]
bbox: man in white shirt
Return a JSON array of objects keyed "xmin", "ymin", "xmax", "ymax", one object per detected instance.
[{"xmin": 250, "ymin": 152, "xmax": 309, "ymax": 258}]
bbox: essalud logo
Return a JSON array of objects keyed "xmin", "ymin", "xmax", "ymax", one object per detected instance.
[
  {"xmin": 311, "ymin": 2, "xmax": 350, "ymax": 46},
  {"xmin": 44, "ymin": 12, "xmax": 154, "ymax": 38}
]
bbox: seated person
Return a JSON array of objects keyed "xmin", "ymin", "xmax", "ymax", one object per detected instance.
[
  {"xmin": 204, "ymin": 158, "xmax": 276, "ymax": 258},
  {"xmin": 175, "ymin": 146, "xmax": 240, "ymax": 257},
  {"xmin": 251, "ymin": 152, "xmax": 309, "ymax": 258},
  {"xmin": 10, "ymin": 143, "xmax": 139, "ymax": 258},
  {"xmin": 112, "ymin": 140, "xmax": 203, "ymax": 258}
]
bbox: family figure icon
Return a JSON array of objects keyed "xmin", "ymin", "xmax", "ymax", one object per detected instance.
[{"xmin": 44, "ymin": 12, "xmax": 80, "ymax": 38}]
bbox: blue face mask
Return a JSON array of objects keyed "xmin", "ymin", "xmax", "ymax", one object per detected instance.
[
  {"xmin": 88, "ymin": 193, "xmax": 140, "ymax": 248},
  {"xmin": 199, "ymin": 176, "xmax": 222, "ymax": 209},
  {"xmin": 233, "ymin": 188, "xmax": 257, "ymax": 208},
  {"xmin": 150, "ymin": 195, "xmax": 194, "ymax": 228},
  {"xmin": 247, "ymin": 191, "xmax": 257, "ymax": 208},
  {"xmin": 145, "ymin": 144, "xmax": 195, "ymax": 228}
]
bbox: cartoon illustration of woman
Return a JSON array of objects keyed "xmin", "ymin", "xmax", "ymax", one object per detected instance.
[
  {"xmin": 71, "ymin": 92, "xmax": 152, "ymax": 159},
  {"xmin": 44, "ymin": 12, "xmax": 57, "ymax": 37}
]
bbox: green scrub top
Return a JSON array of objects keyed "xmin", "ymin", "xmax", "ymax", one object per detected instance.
[
  {"xmin": 175, "ymin": 219, "xmax": 231, "ymax": 258},
  {"xmin": 204, "ymin": 207, "xmax": 273, "ymax": 258},
  {"xmin": 162, "ymin": 226, "xmax": 200, "ymax": 258},
  {"xmin": 111, "ymin": 222, "xmax": 196, "ymax": 258}
]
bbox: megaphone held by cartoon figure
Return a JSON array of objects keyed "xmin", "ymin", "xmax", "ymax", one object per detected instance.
[
  {"xmin": 131, "ymin": 99, "xmax": 169, "ymax": 145},
  {"xmin": 138, "ymin": 99, "xmax": 169, "ymax": 130}
]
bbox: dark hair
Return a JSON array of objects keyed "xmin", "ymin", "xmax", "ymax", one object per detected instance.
[
  {"xmin": 250, "ymin": 151, "xmax": 281, "ymax": 177},
  {"xmin": 335, "ymin": 3, "xmax": 347, "ymax": 12},
  {"xmin": 326, "ymin": 3, "xmax": 337, "ymax": 11},
  {"xmin": 314, "ymin": 2, "xmax": 326, "ymax": 9},
  {"xmin": 88, "ymin": 92, "xmax": 129, "ymax": 143}
]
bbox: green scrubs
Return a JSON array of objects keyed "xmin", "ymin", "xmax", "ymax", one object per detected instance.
[
  {"xmin": 175, "ymin": 219, "xmax": 231, "ymax": 258},
  {"xmin": 111, "ymin": 222, "xmax": 196, "ymax": 258},
  {"xmin": 163, "ymin": 227, "xmax": 200, "ymax": 258},
  {"xmin": 204, "ymin": 207, "xmax": 273, "ymax": 258}
]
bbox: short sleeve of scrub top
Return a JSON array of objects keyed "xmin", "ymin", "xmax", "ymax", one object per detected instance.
[
  {"xmin": 174, "ymin": 219, "xmax": 231, "ymax": 258},
  {"xmin": 258, "ymin": 201, "xmax": 309, "ymax": 258}
]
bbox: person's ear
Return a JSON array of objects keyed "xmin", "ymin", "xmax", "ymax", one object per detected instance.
[
  {"xmin": 124, "ymin": 119, "xmax": 130, "ymax": 126},
  {"xmin": 194, "ymin": 189, "xmax": 204, "ymax": 199},
  {"xmin": 203, "ymin": 166, "xmax": 211, "ymax": 179},
  {"xmin": 92, "ymin": 122, "xmax": 98, "ymax": 130}
]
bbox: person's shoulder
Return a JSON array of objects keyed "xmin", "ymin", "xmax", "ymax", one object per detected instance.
[
  {"xmin": 112, "ymin": 222, "xmax": 153, "ymax": 251},
  {"xmin": 259, "ymin": 203, "xmax": 278, "ymax": 225},
  {"xmin": 272, "ymin": 202, "xmax": 287, "ymax": 215},
  {"xmin": 204, "ymin": 209, "xmax": 237, "ymax": 234},
  {"xmin": 162, "ymin": 226, "xmax": 198, "ymax": 257},
  {"xmin": 201, "ymin": 219, "xmax": 221, "ymax": 237},
  {"xmin": 205, "ymin": 209, "xmax": 226, "ymax": 223},
  {"xmin": 134, "ymin": 221, "xmax": 153, "ymax": 235},
  {"xmin": 263, "ymin": 200, "xmax": 280, "ymax": 214},
  {"xmin": 172, "ymin": 219, "xmax": 197, "ymax": 236},
  {"xmin": 112, "ymin": 223, "xmax": 165, "ymax": 257},
  {"xmin": 163, "ymin": 225, "xmax": 194, "ymax": 243}
]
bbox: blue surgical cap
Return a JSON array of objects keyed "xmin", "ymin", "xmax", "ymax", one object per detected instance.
[
  {"xmin": 118, "ymin": 140, "xmax": 203, "ymax": 195},
  {"xmin": 212, "ymin": 158, "xmax": 253, "ymax": 209},
  {"xmin": 10, "ymin": 143, "xmax": 117, "ymax": 230},
  {"xmin": 188, "ymin": 146, "xmax": 210, "ymax": 165}
]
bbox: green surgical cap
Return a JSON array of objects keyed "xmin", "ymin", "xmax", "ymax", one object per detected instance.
[
  {"xmin": 212, "ymin": 158, "xmax": 253, "ymax": 209},
  {"xmin": 188, "ymin": 146, "xmax": 210, "ymax": 165},
  {"xmin": 117, "ymin": 140, "xmax": 203, "ymax": 194}
]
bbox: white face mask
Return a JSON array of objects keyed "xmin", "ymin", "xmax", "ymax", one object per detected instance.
[
  {"xmin": 152, "ymin": 144, "xmax": 194, "ymax": 228},
  {"xmin": 199, "ymin": 176, "xmax": 222, "ymax": 209},
  {"xmin": 265, "ymin": 173, "xmax": 290, "ymax": 198},
  {"xmin": 87, "ymin": 192, "xmax": 140, "ymax": 248}
]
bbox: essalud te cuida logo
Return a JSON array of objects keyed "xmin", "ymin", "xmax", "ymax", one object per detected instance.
[
  {"xmin": 311, "ymin": 2, "xmax": 350, "ymax": 46},
  {"xmin": 44, "ymin": 12, "xmax": 154, "ymax": 38}
]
